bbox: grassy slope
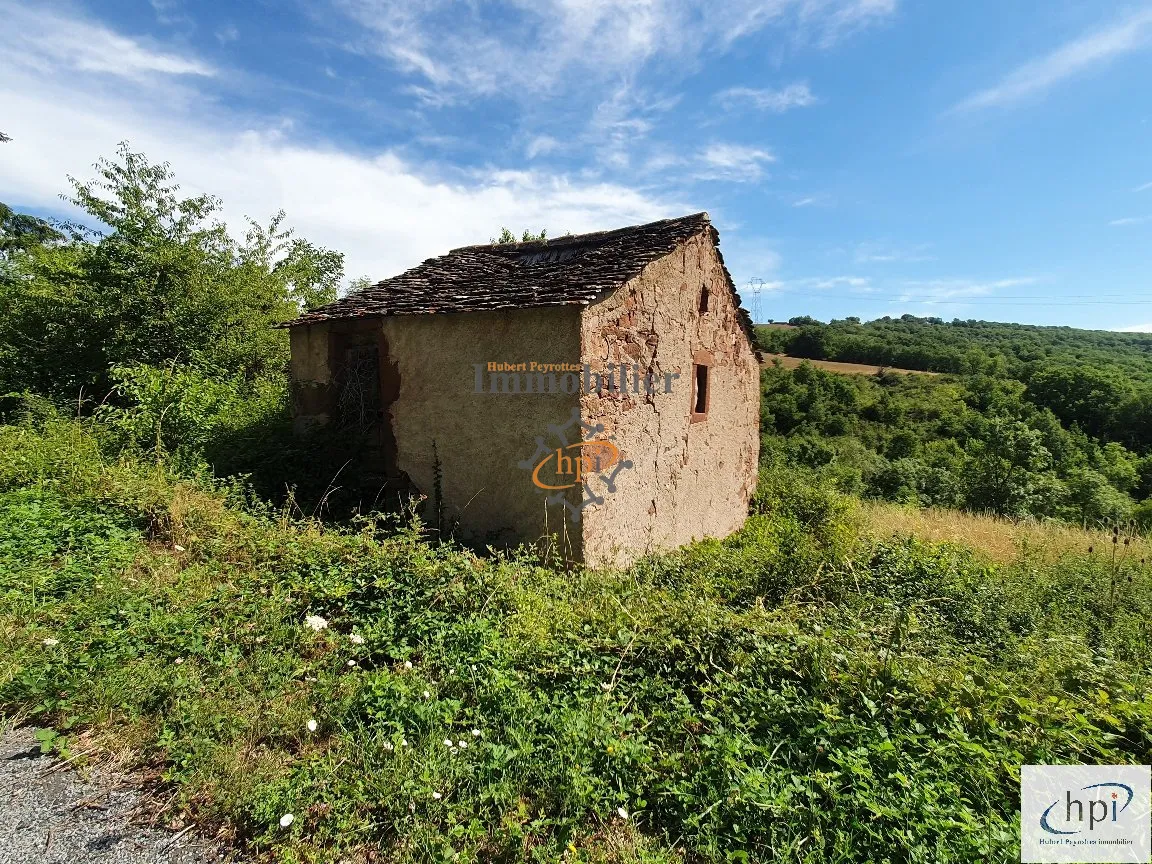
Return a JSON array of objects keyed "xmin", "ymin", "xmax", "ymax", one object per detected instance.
[{"xmin": 1, "ymin": 417, "xmax": 1151, "ymax": 863}]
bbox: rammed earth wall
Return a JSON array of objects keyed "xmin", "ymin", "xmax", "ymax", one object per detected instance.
[
  {"xmin": 290, "ymin": 308, "xmax": 585, "ymax": 551},
  {"xmin": 577, "ymin": 233, "xmax": 760, "ymax": 566}
]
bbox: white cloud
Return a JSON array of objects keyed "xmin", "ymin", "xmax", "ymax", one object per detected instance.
[
  {"xmin": 1118, "ymin": 322, "xmax": 1152, "ymax": 332},
  {"xmin": 1109, "ymin": 216, "xmax": 1150, "ymax": 226},
  {"xmin": 335, "ymin": 0, "xmax": 896, "ymax": 102},
  {"xmin": 0, "ymin": 16, "xmax": 689, "ymax": 288},
  {"xmin": 715, "ymin": 82, "xmax": 817, "ymax": 113},
  {"xmin": 951, "ymin": 7, "xmax": 1152, "ymax": 112},
  {"xmin": 696, "ymin": 143, "xmax": 776, "ymax": 181},
  {"xmin": 897, "ymin": 277, "xmax": 1037, "ymax": 301},
  {"xmin": 1134, "ymin": 181, "xmax": 1152, "ymax": 192},
  {"xmin": 2, "ymin": 1, "xmax": 215, "ymax": 81}
]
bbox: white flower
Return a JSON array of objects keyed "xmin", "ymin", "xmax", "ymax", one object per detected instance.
[
  {"xmin": 457, "ymin": 740, "xmax": 468, "ymax": 749},
  {"xmin": 401, "ymin": 738, "xmax": 409, "ymax": 747},
  {"xmin": 469, "ymin": 664, "xmax": 477, "ymax": 671},
  {"xmin": 432, "ymin": 792, "xmax": 442, "ymax": 800},
  {"xmin": 423, "ymin": 690, "xmax": 431, "ymax": 700},
  {"xmin": 306, "ymin": 719, "xmax": 318, "ymax": 733},
  {"xmin": 382, "ymin": 741, "xmax": 394, "ymax": 751},
  {"xmin": 444, "ymin": 738, "xmax": 454, "ymax": 747},
  {"xmin": 173, "ymin": 544, "xmax": 185, "ymax": 552},
  {"xmin": 174, "ymin": 657, "xmax": 184, "ymax": 665},
  {"xmin": 600, "ymin": 682, "xmax": 612, "ymax": 691},
  {"xmin": 349, "ymin": 634, "xmax": 365, "ymax": 645},
  {"xmin": 471, "ymin": 729, "xmax": 481, "ymax": 737},
  {"xmin": 279, "ymin": 813, "xmax": 295, "ymax": 828},
  {"xmin": 304, "ymin": 615, "xmax": 328, "ymax": 631},
  {"xmin": 616, "ymin": 806, "xmax": 629, "ymax": 820},
  {"xmin": 42, "ymin": 638, "xmax": 59, "ymax": 647},
  {"xmin": 403, "ymin": 660, "xmax": 413, "ymax": 670},
  {"xmin": 347, "ymin": 660, "xmax": 357, "ymax": 667}
]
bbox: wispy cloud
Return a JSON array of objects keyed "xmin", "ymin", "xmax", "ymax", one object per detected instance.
[
  {"xmin": 1134, "ymin": 181, "xmax": 1152, "ymax": 192},
  {"xmin": 854, "ymin": 242, "xmax": 935, "ymax": 263},
  {"xmin": 2, "ymin": 1, "xmax": 215, "ymax": 81},
  {"xmin": 216, "ymin": 25, "xmax": 240, "ymax": 44},
  {"xmin": 715, "ymin": 82, "xmax": 817, "ymax": 113},
  {"xmin": 695, "ymin": 143, "xmax": 776, "ymax": 181},
  {"xmin": 1109, "ymin": 216, "xmax": 1150, "ymax": 226},
  {"xmin": 334, "ymin": 0, "xmax": 896, "ymax": 102},
  {"xmin": 525, "ymin": 135, "xmax": 561, "ymax": 159},
  {"xmin": 897, "ymin": 277, "xmax": 1037, "ymax": 301},
  {"xmin": 950, "ymin": 7, "xmax": 1152, "ymax": 112},
  {"xmin": 0, "ymin": 7, "xmax": 691, "ymax": 289}
]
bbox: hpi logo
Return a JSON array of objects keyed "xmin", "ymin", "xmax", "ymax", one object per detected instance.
[
  {"xmin": 1022, "ymin": 765, "xmax": 1151, "ymax": 862},
  {"xmin": 517, "ymin": 408, "xmax": 634, "ymax": 522},
  {"xmin": 1042, "ymin": 783, "xmax": 1134, "ymax": 836}
]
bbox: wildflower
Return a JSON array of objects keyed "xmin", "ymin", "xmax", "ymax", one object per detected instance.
[
  {"xmin": 382, "ymin": 741, "xmax": 394, "ymax": 751},
  {"xmin": 279, "ymin": 813, "xmax": 295, "ymax": 828},
  {"xmin": 469, "ymin": 664, "xmax": 477, "ymax": 671},
  {"xmin": 423, "ymin": 690, "xmax": 431, "ymax": 699},
  {"xmin": 471, "ymin": 729, "xmax": 481, "ymax": 737},
  {"xmin": 600, "ymin": 682, "xmax": 612, "ymax": 691},
  {"xmin": 349, "ymin": 634, "xmax": 365, "ymax": 645},
  {"xmin": 616, "ymin": 806, "xmax": 629, "ymax": 820},
  {"xmin": 304, "ymin": 615, "xmax": 328, "ymax": 631},
  {"xmin": 174, "ymin": 657, "xmax": 184, "ymax": 665},
  {"xmin": 432, "ymin": 792, "xmax": 442, "ymax": 800},
  {"xmin": 457, "ymin": 740, "xmax": 468, "ymax": 749},
  {"xmin": 403, "ymin": 660, "xmax": 413, "ymax": 670},
  {"xmin": 347, "ymin": 660, "xmax": 357, "ymax": 667},
  {"xmin": 444, "ymin": 738, "xmax": 454, "ymax": 747},
  {"xmin": 173, "ymin": 544, "xmax": 185, "ymax": 552},
  {"xmin": 42, "ymin": 638, "xmax": 59, "ymax": 647},
  {"xmin": 401, "ymin": 738, "xmax": 409, "ymax": 747},
  {"xmin": 306, "ymin": 719, "xmax": 318, "ymax": 733}
]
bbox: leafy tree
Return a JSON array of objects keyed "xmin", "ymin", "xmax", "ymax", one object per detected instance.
[
  {"xmin": 0, "ymin": 144, "xmax": 342, "ymax": 400},
  {"xmin": 963, "ymin": 419, "xmax": 1052, "ymax": 517},
  {"xmin": 491, "ymin": 227, "xmax": 548, "ymax": 243}
]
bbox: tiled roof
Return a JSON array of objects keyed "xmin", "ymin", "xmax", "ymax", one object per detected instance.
[{"xmin": 279, "ymin": 212, "xmax": 756, "ymax": 347}]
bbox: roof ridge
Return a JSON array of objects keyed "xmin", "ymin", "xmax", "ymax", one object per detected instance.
[{"xmin": 448, "ymin": 211, "xmax": 711, "ymax": 254}]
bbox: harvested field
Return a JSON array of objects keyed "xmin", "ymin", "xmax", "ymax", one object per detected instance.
[{"xmin": 762, "ymin": 354, "xmax": 937, "ymax": 376}]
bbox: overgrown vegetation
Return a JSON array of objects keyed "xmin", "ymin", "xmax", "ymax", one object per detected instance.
[
  {"xmin": 1, "ymin": 148, "xmax": 1151, "ymax": 861},
  {"xmin": 2, "ymin": 411, "xmax": 1150, "ymax": 862},
  {"xmin": 758, "ymin": 319, "xmax": 1152, "ymax": 527}
]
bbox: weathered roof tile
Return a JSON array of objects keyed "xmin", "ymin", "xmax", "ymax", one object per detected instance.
[{"xmin": 279, "ymin": 212, "xmax": 757, "ymax": 349}]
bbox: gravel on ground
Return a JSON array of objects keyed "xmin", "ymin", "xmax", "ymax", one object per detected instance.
[{"xmin": 0, "ymin": 725, "xmax": 229, "ymax": 864}]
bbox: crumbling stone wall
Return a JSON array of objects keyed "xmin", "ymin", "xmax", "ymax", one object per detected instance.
[{"xmin": 578, "ymin": 233, "xmax": 760, "ymax": 566}]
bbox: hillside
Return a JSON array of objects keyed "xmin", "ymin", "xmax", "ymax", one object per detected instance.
[
  {"xmin": 756, "ymin": 318, "xmax": 1152, "ymax": 529},
  {"xmin": 2, "ymin": 414, "xmax": 1151, "ymax": 863}
]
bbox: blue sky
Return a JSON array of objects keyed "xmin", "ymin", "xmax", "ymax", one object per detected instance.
[{"xmin": 1, "ymin": 0, "xmax": 1151, "ymax": 330}]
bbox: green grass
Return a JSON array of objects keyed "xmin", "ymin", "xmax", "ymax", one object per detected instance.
[{"xmin": 1, "ymin": 415, "xmax": 1150, "ymax": 863}]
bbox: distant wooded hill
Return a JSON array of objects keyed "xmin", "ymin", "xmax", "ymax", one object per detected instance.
[{"xmin": 755, "ymin": 315, "xmax": 1152, "ymax": 527}]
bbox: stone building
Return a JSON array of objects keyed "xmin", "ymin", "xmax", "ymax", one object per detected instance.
[{"xmin": 282, "ymin": 212, "xmax": 761, "ymax": 566}]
